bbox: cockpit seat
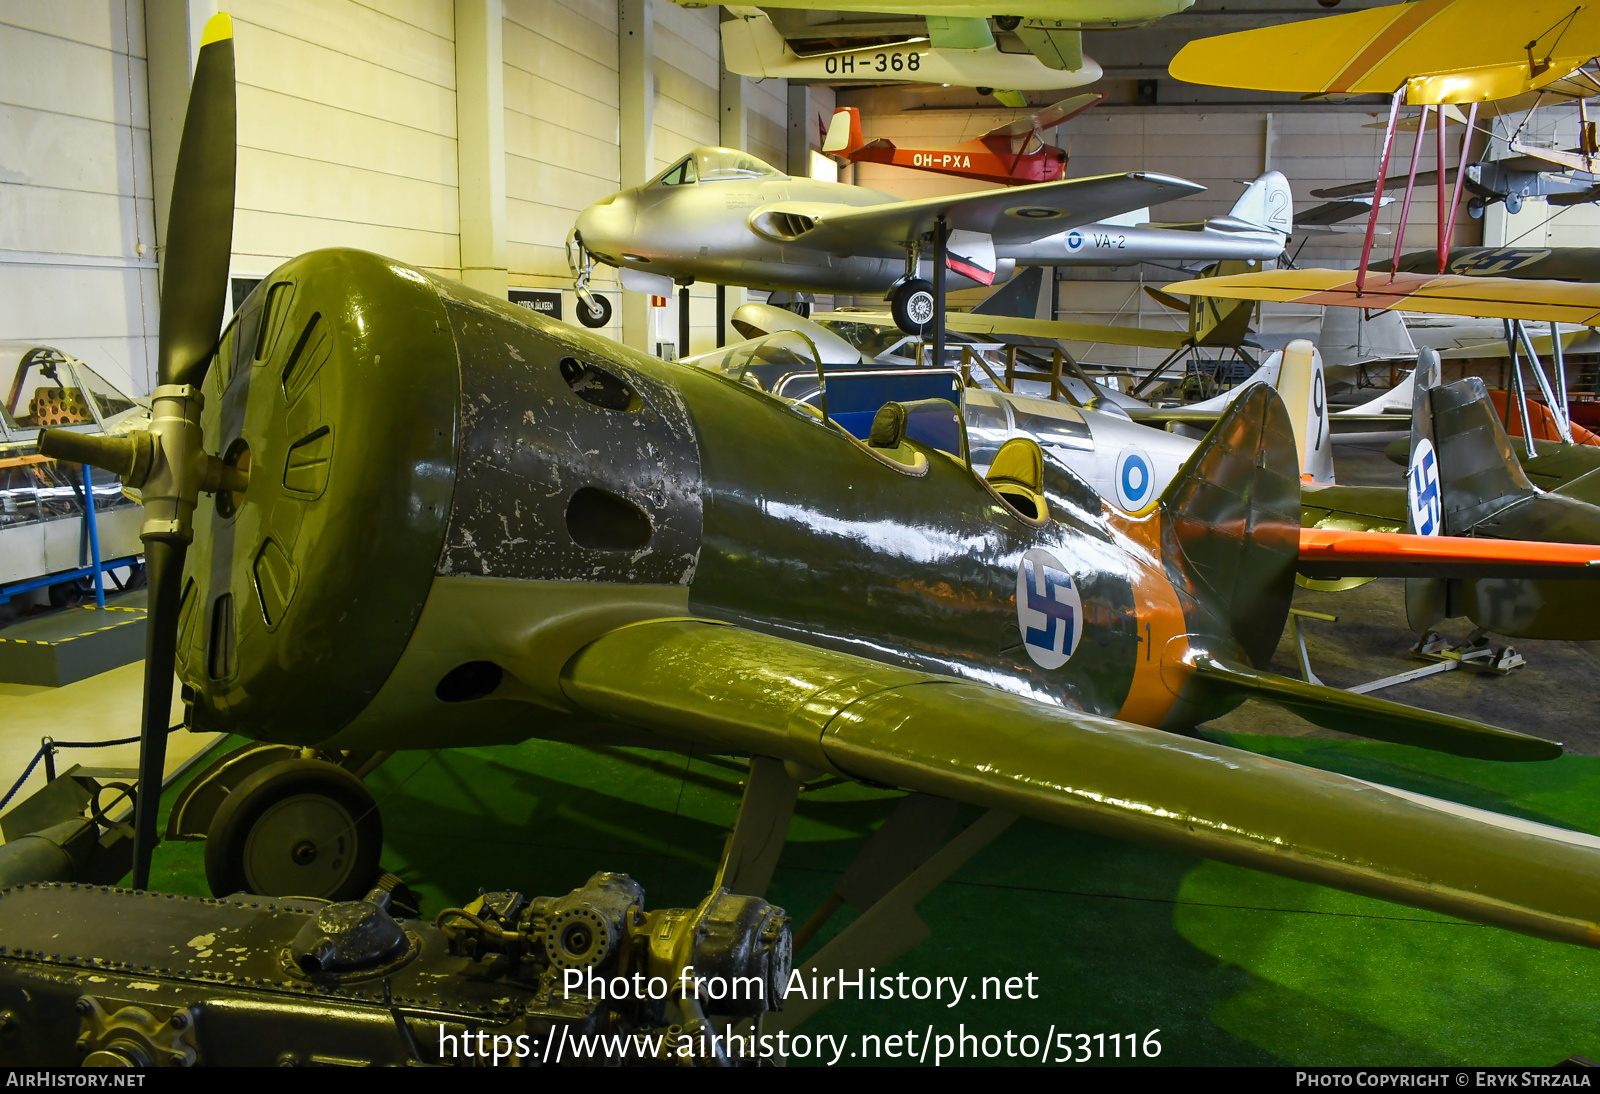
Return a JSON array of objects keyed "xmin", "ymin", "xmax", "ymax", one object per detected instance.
[
  {"xmin": 986, "ymin": 437, "xmax": 1048, "ymax": 521},
  {"xmin": 869, "ymin": 398, "xmax": 968, "ymax": 464},
  {"xmin": 27, "ymin": 386, "xmax": 92, "ymax": 427}
]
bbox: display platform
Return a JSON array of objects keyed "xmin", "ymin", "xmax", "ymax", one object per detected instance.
[{"xmin": 0, "ymin": 589, "xmax": 146, "ymax": 687}]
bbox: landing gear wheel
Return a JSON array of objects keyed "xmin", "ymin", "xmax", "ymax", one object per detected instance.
[
  {"xmin": 1468, "ymin": 196, "xmax": 1485, "ymax": 219},
  {"xmin": 576, "ymin": 294, "xmax": 612, "ymax": 328},
  {"xmin": 890, "ymin": 279, "xmax": 936, "ymax": 337},
  {"xmin": 204, "ymin": 759, "xmax": 383, "ymax": 901},
  {"xmin": 976, "ymin": 86, "xmax": 994, "ymax": 97},
  {"xmin": 994, "ymin": 16, "xmax": 1021, "ymax": 31},
  {"xmin": 1505, "ymin": 193, "xmax": 1523, "ymax": 215}
]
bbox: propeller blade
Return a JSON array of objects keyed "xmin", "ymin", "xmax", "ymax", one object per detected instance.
[
  {"xmin": 128, "ymin": 12, "xmax": 237, "ymax": 889},
  {"xmin": 156, "ymin": 13, "xmax": 236, "ymax": 390},
  {"xmin": 130, "ymin": 540, "xmax": 186, "ymax": 888}
]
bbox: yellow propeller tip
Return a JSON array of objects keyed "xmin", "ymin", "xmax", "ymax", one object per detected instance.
[{"xmin": 201, "ymin": 12, "xmax": 233, "ymax": 46}]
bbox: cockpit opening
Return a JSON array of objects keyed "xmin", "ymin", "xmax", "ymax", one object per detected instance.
[{"xmin": 648, "ymin": 148, "xmax": 785, "ymax": 188}]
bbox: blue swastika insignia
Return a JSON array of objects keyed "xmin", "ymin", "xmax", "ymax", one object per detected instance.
[
  {"xmin": 1408, "ymin": 438, "xmax": 1441, "ymax": 537},
  {"xmin": 1016, "ymin": 548, "xmax": 1083, "ymax": 670}
]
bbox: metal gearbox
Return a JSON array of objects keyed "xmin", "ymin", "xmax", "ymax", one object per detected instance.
[{"xmin": 0, "ymin": 875, "xmax": 789, "ymax": 1066}]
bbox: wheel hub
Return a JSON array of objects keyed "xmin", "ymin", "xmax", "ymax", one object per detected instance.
[{"xmin": 242, "ymin": 793, "xmax": 357, "ymax": 898}]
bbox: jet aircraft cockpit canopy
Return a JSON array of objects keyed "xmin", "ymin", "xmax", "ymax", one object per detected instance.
[{"xmin": 649, "ymin": 147, "xmax": 785, "ymax": 188}]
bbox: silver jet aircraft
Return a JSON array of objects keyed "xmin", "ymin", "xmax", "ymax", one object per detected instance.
[{"xmin": 569, "ymin": 146, "xmax": 1201, "ymax": 334}]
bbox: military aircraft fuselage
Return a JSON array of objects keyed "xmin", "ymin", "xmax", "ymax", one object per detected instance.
[
  {"xmin": 1011, "ymin": 221, "xmax": 1284, "ymax": 267},
  {"xmin": 180, "ymin": 249, "xmax": 1282, "ymax": 756},
  {"xmin": 576, "ymin": 171, "xmax": 918, "ymax": 296}
]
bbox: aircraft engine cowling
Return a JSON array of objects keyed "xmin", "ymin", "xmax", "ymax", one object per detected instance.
[
  {"xmin": 177, "ymin": 249, "xmax": 460, "ymax": 743},
  {"xmin": 178, "ymin": 249, "xmax": 707, "ymax": 751}
]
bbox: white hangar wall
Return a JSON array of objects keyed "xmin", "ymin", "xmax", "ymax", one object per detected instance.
[
  {"xmin": 226, "ymin": 0, "xmax": 462, "ymax": 282},
  {"xmin": 0, "ymin": 1, "xmax": 158, "ymax": 397},
  {"xmin": 503, "ymin": 0, "xmax": 619, "ymax": 316},
  {"xmin": 5, "ymin": 0, "xmax": 788, "ymax": 378}
]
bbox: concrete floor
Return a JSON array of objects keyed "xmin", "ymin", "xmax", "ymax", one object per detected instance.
[{"xmin": 0, "ymin": 664, "xmax": 219, "ymax": 842}]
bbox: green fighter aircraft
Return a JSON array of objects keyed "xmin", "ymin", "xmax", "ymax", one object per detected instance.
[{"xmin": 31, "ymin": 16, "xmax": 1600, "ymax": 982}]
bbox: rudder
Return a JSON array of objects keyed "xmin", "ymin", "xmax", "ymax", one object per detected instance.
[{"xmin": 1159, "ymin": 382, "xmax": 1302, "ymax": 668}]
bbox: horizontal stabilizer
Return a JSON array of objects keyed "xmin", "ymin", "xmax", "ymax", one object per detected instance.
[
  {"xmin": 1186, "ymin": 654, "xmax": 1561, "ymax": 762},
  {"xmin": 1299, "ymin": 527, "xmax": 1600, "ymax": 580},
  {"xmin": 563, "ymin": 618, "xmax": 1596, "ymax": 947}
]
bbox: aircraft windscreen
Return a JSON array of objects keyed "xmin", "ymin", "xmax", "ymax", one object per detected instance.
[
  {"xmin": 694, "ymin": 148, "xmax": 783, "ymax": 181},
  {"xmin": 75, "ymin": 363, "xmax": 138, "ymax": 420},
  {"xmin": 5, "ymin": 347, "xmax": 95, "ymax": 428},
  {"xmin": 964, "ymin": 390, "xmax": 1010, "ymax": 472},
  {"xmin": 816, "ymin": 320, "xmax": 893, "ymax": 349},
  {"xmin": 691, "ymin": 332, "xmax": 817, "ymax": 393},
  {"xmin": 1006, "ymin": 398, "xmax": 1092, "ymax": 451},
  {"xmin": 651, "ymin": 156, "xmax": 698, "ymax": 187}
]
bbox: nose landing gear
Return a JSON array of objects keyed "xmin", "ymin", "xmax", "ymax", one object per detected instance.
[{"xmin": 566, "ymin": 231, "xmax": 613, "ymax": 328}]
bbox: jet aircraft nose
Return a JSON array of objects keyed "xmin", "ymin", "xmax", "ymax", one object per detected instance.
[{"xmin": 575, "ymin": 189, "xmax": 636, "ymax": 264}]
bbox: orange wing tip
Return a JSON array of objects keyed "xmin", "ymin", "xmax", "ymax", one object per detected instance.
[{"xmin": 201, "ymin": 12, "xmax": 233, "ymax": 46}]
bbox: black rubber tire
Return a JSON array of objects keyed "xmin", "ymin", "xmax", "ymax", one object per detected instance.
[
  {"xmin": 890, "ymin": 279, "xmax": 937, "ymax": 337},
  {"xmin": 976, "ymin": 86, "xmax": 994, "ymax": 97},
  {"xmin": 995, "ymin": 16, "xmax": 1021, "ymax": 31},
  {"xmin": 577, "ymin": 294, "xmax": 612, "ymax": 328},
  {"xmin": 204, "ymin": 759, "xmax": 382, "ymax": 901}
]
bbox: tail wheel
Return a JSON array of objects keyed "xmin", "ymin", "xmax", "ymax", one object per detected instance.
[
  {"xmin": 204, "ymin": 759, "xmax": 383, "ymax": 901},
  {"xmin": 890, "ymin": 279, "xmax": 936, "ymax": 337},
  {"xmin": 577, "ymin": 294, "xmax": 612, "ymax": 328}
]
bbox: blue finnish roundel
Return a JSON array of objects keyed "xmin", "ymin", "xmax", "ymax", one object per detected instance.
[
  {"xmin": 1114, "ymin": 446, "xmax": 1155, "ymax": 512},
  {"xmin": 1408, "ymin": 438, "xmax": 1442, "ymax": 536},
  {"xmin": 1016, "ymin": 548, "xmax": 1083, "ymax": 670},
  {"xmin": 1066, "ymin": 230, "xmax": 1084, "ymax": 252}
]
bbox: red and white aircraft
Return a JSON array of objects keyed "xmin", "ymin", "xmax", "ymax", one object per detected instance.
[{"xmin": 823, "ymin": 94, "xmax": 1102, "ymax": 186}]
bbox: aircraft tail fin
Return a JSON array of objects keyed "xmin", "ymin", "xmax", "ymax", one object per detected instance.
[
  {"xmin": 1158, "ymin": 383, "xmax": 1302, "ymax": 669},
  {"xmin": 1189, "ymin": 260, "xmax": 1257, "ymax": 347},
  {"xmin": 1410, "ymin": 364, "xmax": 1537, "ymax": 538},
  {"xmin": 1228, "ymin": 170, "xmax": 1293, "ymax": 236},
  {"xmin": 823, "ymin": 107, "xmax": 864, "ymax": 156},
  {"xmin": 1316, "ymin": 304, "xmax": 1416, "ymax": 369},
  {"xmin": 720, "ymin": 7, "xmax": 796, "ymax": 73},
  {"xmin": 1273, "ymin": 338, "xmax": 1334, "ymax": 484},
  {"xmin": 971, "ymin": 266, "xmax": 1050, "ymax": 320},
  {"xmin": 1155, "ymin": 382, "xmax": 1556, "ymax": 760}
]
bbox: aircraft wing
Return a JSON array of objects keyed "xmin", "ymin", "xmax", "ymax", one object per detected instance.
[
  {"xmin": 560, "ymin": 618, "xmax": 1598, "ymax": 948},
  {"xmin": 944, "ymin": 312, "xmax": 1189, "ymax": 349},
  {"xmin": 1313, "ymin": 170, "xmax": 1452, "ymax": 201},
  {"xmin": 1163, "ymin": 269, "xmax": 1600, "ymax": 325},
  {"xmin": 1167, "ymin": 0, "xmax": 1600, "ymax": 103},
  {"xmin": 981, "ymin": 92, "xmax": 1103, "ymax": 141},
  {"xmin": 1128, "ymin": 406, "xmax": 1399, "ymax": 435},
  {"xmin": 766, "ymin": 172, "xmax": 1203, "ymax": 258},
  {"xmin": 822, "ymin": 309, "xmax": 1190, "ymax": 350}
]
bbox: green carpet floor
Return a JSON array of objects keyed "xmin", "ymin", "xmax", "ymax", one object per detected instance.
[{"xmin": 143, "ymin": 732, "xmax": 1600, "ymax": 1066}]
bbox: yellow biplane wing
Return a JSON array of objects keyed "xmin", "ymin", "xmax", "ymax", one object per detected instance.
[
  {"xmin": 1168, "ymin": 0, "xmax": 1600, "ymax": 104},
  {"xmin": 1162, "ymin": 268, "xmax": 1600, "ymax": 326},
  {"xmin": 831, "ymin": 310, "xmax": 1191, "ymax": 350}
]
